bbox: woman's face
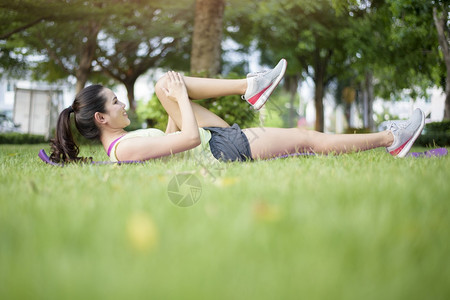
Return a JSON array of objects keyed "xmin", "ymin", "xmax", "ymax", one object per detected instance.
[{"xmin": 101, "ymin": 88, "xmax": 131, "ymax": 129}]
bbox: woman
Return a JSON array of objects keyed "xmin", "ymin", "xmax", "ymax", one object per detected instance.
[{"xmin": 50, "ymin": 59, "xmax": 425, "ymax": 163}]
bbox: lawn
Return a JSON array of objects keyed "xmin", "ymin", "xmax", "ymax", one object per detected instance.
[{"xmin": 1, "ymin": 144, "xmax": 449, "ymax": 300}]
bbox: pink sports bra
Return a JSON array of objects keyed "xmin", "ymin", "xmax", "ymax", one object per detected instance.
[{"xmin": 107, "ymin": 135, "xmax": 125, "ymax": 157}]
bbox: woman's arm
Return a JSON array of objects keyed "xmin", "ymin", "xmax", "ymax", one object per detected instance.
[{"xmin": 116, "ymin": 71, "xmax": 201, "ymax": 161}]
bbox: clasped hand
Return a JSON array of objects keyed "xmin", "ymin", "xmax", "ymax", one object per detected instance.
[{"xmin": 162, "ymin": 71, "xmax": 189, "ymax": 102}]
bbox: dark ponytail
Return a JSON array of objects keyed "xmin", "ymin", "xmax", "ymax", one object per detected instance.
[
  {"xmin": 50, "ymin": 84, "xmax": 107, "ymax": 163},
  {"xmin": 50, "ymin": 107, "xmax": 80, "ymax": 163}
]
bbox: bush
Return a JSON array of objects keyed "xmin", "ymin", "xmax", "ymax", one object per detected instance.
[
  {"xmin": 198, "ymin": 93, "xmax": 259, "ymax": 128},
  {"xmin": 422, "ymin": 120, "xmax": 450, "ymax": 133},
  {"xmin": 124, "ymin": 109, "xmax": 143, "ymax": 131},
  {"xmin": 0, "ymin": 132, "xmax": 47, "ymax": 144},
  {"xmin": 416, "ymin": 120, "xmax": 450, "ymax": 147},
  {"xmin": 136, "ymin": 94, "xmax": 170, "ymax": 131}
]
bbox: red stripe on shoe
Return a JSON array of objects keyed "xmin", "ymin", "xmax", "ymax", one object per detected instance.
[
  {"xmin": 247, "ymin": 84, "xmax": 271, "ymax": 105},
  {"xmin": 389, "ymin": 138, "xmax": 412, "ymax": 156}
]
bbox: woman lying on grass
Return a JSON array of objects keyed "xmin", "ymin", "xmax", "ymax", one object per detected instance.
[{"xmin": 50, "ymin": 59, "xmax": 425, "ymax": 163}]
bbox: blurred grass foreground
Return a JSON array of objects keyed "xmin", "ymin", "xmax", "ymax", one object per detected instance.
[{"xmin": 0, "ymin": 144, "xmax": 449, "ymax": 300}]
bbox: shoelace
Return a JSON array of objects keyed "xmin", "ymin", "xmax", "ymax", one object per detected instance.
[
  {"xmin": 247, "ymin": 69, "xmax": 270, "ymax": 78},
  {"xmin": 387, "ymin": 120, "xmax": 409, "ymax": 133}
]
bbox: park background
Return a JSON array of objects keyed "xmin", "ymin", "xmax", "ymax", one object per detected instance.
[
  {"xmin": 1, "ymin": 0, "xmax": 450, "ymax": 299},
  {"xmin": 1, "ymin": 0, "xmax": 450, "ymax": 137}
]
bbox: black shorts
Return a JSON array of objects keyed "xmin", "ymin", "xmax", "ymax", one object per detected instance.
[{"xmin": 203, "ymin": 123, "xmax": 253, "ymax": 162}]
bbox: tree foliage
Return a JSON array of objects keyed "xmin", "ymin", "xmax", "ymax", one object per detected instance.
[
  {"xmin": 1, "ymin": 0, "xmax": 449, "ymax": 128},
  {"xmin": 1, "ymin": 0, "xmax": 194, "ymax": 107},
  {"xmin": 226, "ymin": 0, "xmax": 449, "ymax": 128},
  {"xmin": 96, "ymin": 0, "xmax": 194, "ymax": 110},
  {"xmin": 248, "ymin": 0, "xmax": 354, "ymax": 131}
]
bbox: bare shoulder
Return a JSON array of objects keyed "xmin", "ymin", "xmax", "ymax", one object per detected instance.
[{"xmin": 114, "ymin": 136, "xmax": 161, "ymax": 161}]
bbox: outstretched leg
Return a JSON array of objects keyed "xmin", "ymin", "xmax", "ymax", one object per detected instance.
[
  {"xmin": 243, "ymin": 127, "xmax": 394, "ymax": 159},
  {"xmin": 245, "ymin": 108, "xmax": 425, "ymax": 159}
]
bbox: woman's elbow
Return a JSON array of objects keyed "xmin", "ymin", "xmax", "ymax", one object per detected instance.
[
  {"xmin": 184, "ymin": 133, "xmax": 201, "ymax": 148},
  {"xmin": 189, "ymin": 135, "xmax": 201, "ymax": 148}
]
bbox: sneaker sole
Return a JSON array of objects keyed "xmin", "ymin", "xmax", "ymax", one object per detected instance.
[
  {"xmin": 252, "ymin": 59, "xmax": 287, "ymax": 110},
  {"xmin": 396, "ymin": 110, "xmax": 425, "ymax": 158}
]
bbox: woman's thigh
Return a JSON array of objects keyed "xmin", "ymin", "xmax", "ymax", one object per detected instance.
[{"xmin": 243, "ymin": 127, "xmax": 315, "ymax": 159}]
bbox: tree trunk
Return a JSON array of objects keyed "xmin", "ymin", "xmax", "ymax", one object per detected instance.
[
  {"xmin": 75, "ymin": 21, "xmax": 101, "ymax": 94},
  {"xmin": 314, "ymin": 75, "xmax": 325, "ymax": 132},
  {"xmin": 314, "ymin": 51, "xmax": 326, "ymax": 132},
  {"xmin": 433, "ymin": 6, "xmax": 450, "ymax": 119},
  {"xmin": 124, "ymin": 79, "xmax": 137, "ymax": 112},
  {"xmin": 362, "ymin": 71, "xmax": 374, "ymax": 130},
  {"xmin": 445, "ymin": 84, "xmax": 450, "ymax": 120},
  {"xmin": 75, "ymin": 75, "xmax": 88, "ymax": 95},
  {"xmin": 342, "ymin": 86, "xmax": 355, "ymax": 128},
  {"xmin": 190, "ymin": 0, "xmax": 225, "ymax": 77},
  {"xmin": 312, "ymin": 45, "xmax": 332, "ymax": 132},
  {"xmin": 284, "ymin": 75, "xmax": 300, "ymax": 127},
  {"xmin": 367, "ymin": 72, "xmax": 374, "ymax": 130}
]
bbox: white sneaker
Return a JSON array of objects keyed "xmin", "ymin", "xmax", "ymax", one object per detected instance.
[
  {"xmin": 386, "ymin": 108, "xmax": 425, "ymax": 157},
  {"xmin": 242, "ymin": 59, "xmax": 287, "ymax": 110}
]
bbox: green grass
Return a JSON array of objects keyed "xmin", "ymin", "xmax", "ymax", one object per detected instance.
[{"xmin": 1, "ymin": 144, "xmax": 449, "ymax": 300}]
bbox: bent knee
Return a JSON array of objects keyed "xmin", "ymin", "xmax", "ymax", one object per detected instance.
[{"xmin": 154, "ymin": 74, "xmax": 168, "ymax": 95}]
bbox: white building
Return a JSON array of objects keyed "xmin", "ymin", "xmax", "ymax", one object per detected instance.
[{"xmin": 0, "ymin": 78, "xmax": 73, "ymax": 138}]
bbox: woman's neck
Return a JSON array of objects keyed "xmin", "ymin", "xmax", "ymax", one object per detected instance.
[{"xmin": 100, "ymin": 128, "xmax": 128, "ymax": 151}]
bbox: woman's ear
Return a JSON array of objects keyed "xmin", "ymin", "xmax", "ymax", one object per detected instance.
[{"xmin": 94, "ymin": 112, "xmax": 107, "ymax": 125}]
